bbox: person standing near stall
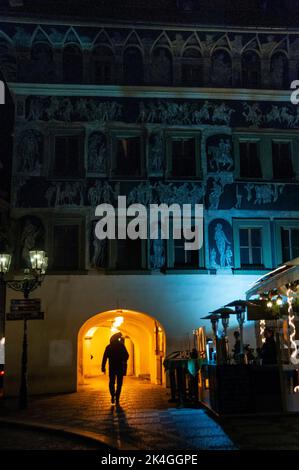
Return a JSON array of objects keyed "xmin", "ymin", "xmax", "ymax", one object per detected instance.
[{"xmin": 261, "ymin": 327, "xmax": 277, "ymax": 365}]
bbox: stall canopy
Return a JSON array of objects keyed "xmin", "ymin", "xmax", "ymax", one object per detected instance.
[{"xmin": 246, "ymin": 258, "xmax": 299, "ymax": 299}]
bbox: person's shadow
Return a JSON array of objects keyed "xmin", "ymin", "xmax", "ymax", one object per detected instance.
[{"xmin": 103, "ymin": 404, "xmax": 139, "ymax": 448}]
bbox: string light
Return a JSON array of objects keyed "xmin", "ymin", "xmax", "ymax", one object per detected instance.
[
  {"xmin": 267, "ymin": 300, "xmax": 273, "ymax": 308},
  {"xmin": 294, "ymin": 386, "xmax": 299, "ymax": 393},
  {"xmin": 287, "ymin": 288, "xmax": 299, "ymax": 365},
  {"xmin": 260, "ymin": 319, "xmax": 266, "ymax": 343}
]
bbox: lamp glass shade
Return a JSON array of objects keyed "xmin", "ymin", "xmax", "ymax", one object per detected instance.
[
  {"xmin": 0, "ymin": 253, "xmax": 11, "ymax": 274},
  {"xmin": 29, "ymin": 250, "xmax": 48, "ymax": 273}
]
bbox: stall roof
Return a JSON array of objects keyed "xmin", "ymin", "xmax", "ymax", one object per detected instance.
[{"xmin": 246, "ymin": 258, "xmax": 299, "ymax": 299}]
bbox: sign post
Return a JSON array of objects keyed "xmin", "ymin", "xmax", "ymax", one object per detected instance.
[{"xmin": 7, "ymin": 298, "xmax": 44, "ymax": 409}]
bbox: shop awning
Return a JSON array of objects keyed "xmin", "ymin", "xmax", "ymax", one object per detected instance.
[{"xmin": 246, "ymin": 258, "xmax": 299, "ymax": 299}]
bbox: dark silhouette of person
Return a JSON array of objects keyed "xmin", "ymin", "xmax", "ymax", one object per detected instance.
[
  {"xmin": 261, "ymin": 327, "xmax": 277, "ymax": 365},
  {"xmin": 232, "ymin": 330, "xmax": 241, "ymax": 362},
  {"xmin": 101, "ymin": 332, "xmax": 129, "ymax": 405}
]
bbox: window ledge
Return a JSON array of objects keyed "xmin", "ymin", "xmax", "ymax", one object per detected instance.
[
  {"xmin": 232, "ymin": 268, "xmax": 270, "ymax": 275},
  {"xmin": 164, "ymin": 268, "xmax": 208, "ymax": 274},
  {"xmin": 106, "ymin": 269, "xmax": 151, "ymax": 275}
]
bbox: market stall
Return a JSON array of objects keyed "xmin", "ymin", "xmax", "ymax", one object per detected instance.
[{"xmin": 199, "ymin": 284, "xmax": 299, "ymax": 415}]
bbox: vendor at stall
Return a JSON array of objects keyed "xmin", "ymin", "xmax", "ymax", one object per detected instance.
[{"xmin": 260, "ymin": 327, "xmax": 277, "ymax": 365}]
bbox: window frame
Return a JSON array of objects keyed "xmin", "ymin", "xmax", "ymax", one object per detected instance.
[
  {"xmin": 49, "ymin": 129, "xmax": 85, "ymax": 180},
  {"xmin": 233, "ymin": 132, "xmax": 299, "ymax": 182},
  {"xmin": 233, "ymin": 219, "xmax": 272, "ymax": 270},
  {"xmin": 271, "ymin": 138, "xmax": 295, "ymax": 181},
  {"xmin": 110, "ymin": 129, "xmax": 145, "ymax": 178},
  {"xmin": 274, "ymin": 219, "xmax": 299, "ymax": 265},
  {"xmin": 48, "ymin": 216, "xmax": 85, "ymax": 273},
  {"xmin": 166, "ymin": 130, "xmax": 201, "ymax": 180},
  {"xmin": 166, "ymin": 217, "xmax": 205, "ymax": 271}
]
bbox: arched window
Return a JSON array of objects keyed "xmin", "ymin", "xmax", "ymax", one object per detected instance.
[
  {"xmin": 91, "ymin": 46, "xmax": 114, "ymax": 84},
  {"xmin": 123, "ymin": 47, "xmax": 144, "ymax": 85},
  {"xmin": 63, "ymin": 45, "xmax": 83, "ymax": 84},
  {"xmin": 31, "ymin": 42, "xmax": 54, "ymax": 82},
  {"xmin": 270, "ymin": 52, "xmax": 289, "ymax": 89},
  {"xmin": 211, "ymin": 49, "xmax": 232, "ymax": 87},
  {"xmin": 242, "ymin": 51, "xmax": 261, "ymax": 88},
  {"xmin": 182, "ymin": 47, "xmax": 202, "ymax": 86},
  {"xmin": 151, "ymin": 47, "xmax": 173, "ymax": 85}
]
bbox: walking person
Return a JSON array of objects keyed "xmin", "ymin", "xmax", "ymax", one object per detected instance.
[{"xmin": 101, "ymin": 332, "xmax": 129, "ymax": 405}]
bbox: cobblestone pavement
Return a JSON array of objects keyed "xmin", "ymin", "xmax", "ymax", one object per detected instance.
[
  {"xmin": 0, "ymin": 424, "xmax": 101, "ymax": 450},
  {"xmin": 0, "ymin": 377, "xmax": 236, "ymax": 450}
]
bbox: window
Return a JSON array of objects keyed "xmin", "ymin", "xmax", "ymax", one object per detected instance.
[
  {"xmin": 181, "ymin": 48, "xmax": 202, "ymax": 87},
  {"xmin": 239, "ymin": 141, "xmax": 262, "ymax": 178},
  {"xmin": 52, "ymin": 225, "xmax": 79, "ymax": 270},
  {"xmin": 270, "ymin": 52, "xmax": 289, "ymax": 89},
  {"xmin": 281, "ymin": 228, "xmax": 299, "ymax": 262},
  {"xmin": 211, "ymin": 49, "xmax": 232, "ymax": 87},
  {"xmin": 167, "ymin": 220, "xmax": 204, "ymax": 270},
  {"xmin": 116, "ymin": 239, "xmax": 143, "ymax": 270},
  {"xmin": 233, "ymin": 219, "xmax": 271, "ymax": 270},
  {"xmin": 91, "ymin": 46, "xmax": 114, "ymax": 84},
  {"xmin": 272, "ymin": 141, "xmax": 293, "ymax": 179},
  {"xmin": 242, "ymin": 51, "xmax": 261, "ymax": 89},
  {"xmin": 123, "ymin": 47, "xmax": 144, "ymax": 85},
  {"xmin": 167, "ymin": 133, "xmax": 200, "ymax": 178},
  {"xmin": 151, "ymin": 48, "xmax": 173, "ymax": 85},
  {"xmin": 53, "ymin": 135, "xmax": 83, "ymax": 178},
  {"xmin": 174, "ymin": 232, "xmax": 199, "ymax": 268},
  {"xmin": 112, "ymin": 133, "xmax": 143, "ymax": 177},
  {"xmin": 63, "ymin": 45, "xmax": 83, "ymax": 83},
  {"xmin": 239, "ymin": 228, "xmax": 262, "ymax": 267}
]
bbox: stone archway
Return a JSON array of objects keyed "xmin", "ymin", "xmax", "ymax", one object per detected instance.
[{"xmin": 77, "ymin": 309, "xmax": 166, "ymax": 388}]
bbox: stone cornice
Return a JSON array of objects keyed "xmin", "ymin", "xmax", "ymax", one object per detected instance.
[
  {"xmin": 0, "ymin": 16, "xmax": 299, "ymax": 35},
  {"xmin": 8, "ymin": 83, "xmax": 292, "ymax": 103}
]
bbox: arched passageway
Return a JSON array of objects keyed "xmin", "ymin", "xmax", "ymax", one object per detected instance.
[{"xmin": 77, "ymin": 309, "xmax": 166, "ymax": 387}]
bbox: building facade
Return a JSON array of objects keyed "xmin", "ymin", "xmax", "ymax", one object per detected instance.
[{"xmin": 1, "ymin": 0, "xmax": 299, "ymax": 395}]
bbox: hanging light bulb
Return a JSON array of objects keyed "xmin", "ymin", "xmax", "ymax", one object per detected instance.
[
  {"xmin": 276, "ymin": 295, "xmax": 283, "ymax": 306},
  {"xmin": 267, "ymin": 300, "xmax": 273, "ymax": 308}
]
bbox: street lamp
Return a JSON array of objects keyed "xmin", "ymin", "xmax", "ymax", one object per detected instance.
[{"xmin": 0, "ymin": 250, "xmax": 48, "ymax": 409}]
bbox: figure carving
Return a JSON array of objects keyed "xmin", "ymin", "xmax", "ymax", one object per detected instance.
[
  {"xmin": 150, "ymin": 238, "xmax": 165, "ymax": 270},
  {"xmin": 214, "ymin": 223, "xmax": 231, "ymax": 268},
  {"xmin": 21, "ymin": 219, "xmax": 42, "ymax": 266},
  {"xmin": 17, "ymin": 130, "xmax": 42, "ymax": 175},
  {"xmin": 211, "ymin": 103, "xmax": 235, "ymax": 126},
  {"xmin": 208, "ymin": 138, "xmax": 233, "ymax": 171},
  {"xmin": 88, "ymin": 133, "xmax": 107, "ymax": 174},
  {"xmin": 245, "ymin": 183, "xmax": 285, "ymax": 205},
  {"xmin": 149, "ymin": 131, "xmax": 164, "ymax": 173},
  {"xmin": 242, "ymin": 103, "xmax": 263, "ymax": 128},
  {"xmin": 91, "ymin": 236, "xmax": 106, "ymax": 268},
  {"xmin": 208, "ymin": 179, "xmax": 224, "ymax": 209}
]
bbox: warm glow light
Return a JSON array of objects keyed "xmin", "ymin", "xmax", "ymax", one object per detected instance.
[
  {"xmin": 84, "ymin": 327, "xmax": 98, "ymax": 339},
  {"xmin": 287, "ymin": 289, "xmax": 299, "ymax": 365},
  {"xmin": 276, "ymin": 295, "xmax": 283, "ymax": 306},
  {"xmin": 113, "ymin": 316, "xmax": 124, "ymax": 327},
  {"xmin": 29, "ymin": 250, "xmax": 48, "ymax": 273},
  {"xmin": 0, "ymin": 253, "xmax": 11, "ymax": 274},
  {"xmin": 294, "ymin": 386, "xmax": 299, "ymax": 393},
  {"xmin": 267, "ymin": 300, "xmax": 273, "ymax": 308},
  {"xmin": 110, "ymin": 316, "xmax": 124, "ymax": 333},
  {"xmin": 260, "ymin": 320, "xmax": 266, "ymax": 343},
  {"xmin": 110, "ymin": 326, "xmax": 120, "ymax": 334}
]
